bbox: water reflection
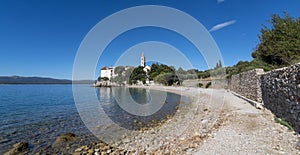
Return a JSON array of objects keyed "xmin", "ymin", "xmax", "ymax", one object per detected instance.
[
  {"xmin": 96, "ymin": 87, "xmax": 187, "ymax": 130},
  {"xmin": 129, "ymin": 88, "xmax": 151, "ymax": 104}
]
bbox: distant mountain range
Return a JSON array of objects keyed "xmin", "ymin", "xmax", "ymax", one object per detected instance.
[{"xmin": 0, "ymin": 76, "xmax": 94, "ymax": 84}]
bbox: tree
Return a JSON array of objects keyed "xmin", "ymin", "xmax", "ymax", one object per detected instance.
[
  {"xmin": 226, "ymin": 13, "xmax": 300, "ymax": 77},
  {"xmin": 125, "ymin": 68, "xmax": 134, "ymax": 76},
  {"xmin": 154, "ymin": 74, "xmax": 167, "ymax": 85},
  {"xmin": 124, "ymin": 67, "xmax": 134, "ymax": 82},
  {"xmin": 215, "ymin": 62, "xmax": 219, "ymax": 69},
  {"xmin": 219, "ymin": 60, "xmax": 222, "ymax": 68},
  {"xmin": 169, "ymin": 66, "xmax": 176, "ymax": 72},
  {"xmin": 112, "ymin": 75, "xmax": 124, "ymax": 84},
  {"xmin": 176, "ymin": 67, "xmax": 186, "ymax": 74},
  {"xmin": 154, "ymin": 73, "xmax": 181, "ymax": 86},
  {"xmin": 252, "ymin": 12, "xmax": 300, "ymax": 66},
  {"xmin": 129, "ymin": 66, "xmax": 147, "ymax": 84},
  {"xmin": 187, "ymin": 69, "xmax": 198, "ymax": 74},
  {"xmin": 98, "ymin": 76, "xmax": 109, "ymax": 81},
  {"xmin": 214, "ymin": 60, "xmax": 222, "ymax": 69},
  {"xmin": 114, "ymin": 66, "xmax": 125, "ymax": 76},
  {"xmin": 197, "ymin": 70, "xmax": 210, "ymax": 79},
  {"xmin": 148, "ymin": 63, "xmax": 175, "ymax": 80}
]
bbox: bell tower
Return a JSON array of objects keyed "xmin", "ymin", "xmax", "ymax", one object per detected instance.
[{"xmin": 141, "ymin": 52, "xmax": 145, "ymax": 67}]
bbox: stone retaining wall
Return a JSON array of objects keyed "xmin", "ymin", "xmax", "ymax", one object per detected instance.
[
  {"xmin": 261, "ymin": 63, "xmax": 300, "ymax": 132},
  {"xmin": 229, "ymin": 63, "xmax": 300, "ymax": 132},
  {"xmin": 229, "ymin": 69, "xmax": 264, "ymax": 103}
]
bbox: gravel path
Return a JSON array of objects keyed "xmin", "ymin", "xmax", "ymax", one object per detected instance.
[
  {"xmin": 73, "ymin": 86, "xmax": 300, "ymax": 155},
  {"xmin": 196, "ymin": 89, "xmax": 299, "ymax": 155}
]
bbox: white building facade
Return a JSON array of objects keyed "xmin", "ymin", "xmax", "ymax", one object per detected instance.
[
  {"xmin": 100, "ymin": 66, "xmax": 114, "ymax": 80},
  {"xmin": 99, "ymin": 53, "xmax": 151, "ymax": 83}
]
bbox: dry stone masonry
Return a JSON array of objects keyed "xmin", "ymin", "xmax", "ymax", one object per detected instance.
[
  {"xmin": 261, "ymin": 63, "xmax": 300, "ymax": 132},
  {"xmin": 229, "ymin": 69, "xmax": 264, "ymax": 103},
  {"xmin": 229, "ymin": 63, "xmax": 300, "ymax": 132}
]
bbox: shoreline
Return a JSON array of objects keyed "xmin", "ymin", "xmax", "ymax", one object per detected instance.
[
  {"xmin": 5, "ymin": 85, "xmax": 298, "ymax": 154},
  {"xmin": 73, "ymin": 85, "xmax": 228, "ymax": 154},
  {"xmin": 73, "ymin": 85, "xmax": 299, "ymax": 154},
  {"xmin": 126, "ymin": 85, "xmax": 206, "ymax": 103}
]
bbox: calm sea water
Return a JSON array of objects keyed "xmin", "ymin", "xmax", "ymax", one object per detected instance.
[{"xmin": 0, "ymin": 84, "xmax": 187, "ymax": 154}]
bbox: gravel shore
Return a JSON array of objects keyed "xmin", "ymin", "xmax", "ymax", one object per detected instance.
[{"xmin": 72, "ymin": 85, "xmax": 300, "ymax": 154}]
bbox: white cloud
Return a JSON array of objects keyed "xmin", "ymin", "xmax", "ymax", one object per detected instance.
[
  {"xmin": 217, "ymin": 0, "xmax": 225, "ymax": 3},
  {"xmin": 209, "ymin": 20, "xmax": 237, "ymax": 32}
]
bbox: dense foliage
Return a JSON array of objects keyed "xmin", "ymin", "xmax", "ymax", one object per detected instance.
[
  {"xmin": 111, "ymin": 66, "xmax": 126, "ymax": 84},
  {"xmin": 148, "ymin": 63, "xmax": 183, "ymax": 85},
  {"xmin": 154, "ymin": 73, "xmax": 182, "ymax": 86},
  {"xmin": 129, "ymin": 66, "xmax": 147, "ymax": 84},
  {"xmin": 114, "ymin": 66, "xmax": 125, "ymax": 76},
  {"xmin": 128, "ymin": 63, "xmax": 184, "ymax": 85},
  {"xmin": 252, "ymin": 13, "xmax": 300, "ymax": 66},
  {"xmin": 197, "ymin": 70, "xmax": 211, "ymax": 79},
  {"xmin": 110, "ymin": 66, "xmax": 134, "ymax": 84},
  {"xmin": 98, "ymin": 76, "xmax": 109, "ymax": 81},
  {"xmin": 225, "ymin": 59, "xmax": 273, "ymax": 77},
  {"xmin": 227, "ymin": 13, "xmax": 300, "ymax": 77},
  {"xmin": 148, "ymin": 63, "xmax": 175, "ymax": 80}
]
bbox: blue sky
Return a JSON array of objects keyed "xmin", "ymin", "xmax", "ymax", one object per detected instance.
[{"xmin": 1, "ymin": 0, "xmax": 300, "ymax": 79}]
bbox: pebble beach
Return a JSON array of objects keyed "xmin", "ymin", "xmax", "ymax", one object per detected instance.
[
  {"xmin": 72, "ymin": 86, "xmax": 300, "ymax": 155},
  {"xmin": 4, "ymin": 86, "xmax": 300, "ymax": 155}
]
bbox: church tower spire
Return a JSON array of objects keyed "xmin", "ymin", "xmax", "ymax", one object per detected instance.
[{"xmin": 141, "ymin": 52, "xmax": 145, "ymax": 67}]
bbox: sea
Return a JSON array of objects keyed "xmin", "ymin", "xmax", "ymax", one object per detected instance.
[{"xmin": 0, "ymin": 84, "xmax": 187, "ymax": 154}]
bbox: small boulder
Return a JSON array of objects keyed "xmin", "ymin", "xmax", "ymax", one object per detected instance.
[
  {"xmin": 4, "ymin": 142, "xmax": 28, "ymax": 155},
  {"xmin": 87, "ymin": 149, "xmax": 94, "ymax": 155},
  {"xmin": 55, "ymin": 133, "xmax": 77, "ymax": 144}
]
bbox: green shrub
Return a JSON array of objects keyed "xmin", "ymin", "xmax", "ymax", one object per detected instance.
[
  {"xmin": 198, "ymin": 83, "xmax": 203, "ymax": 87},
  {"xmin": 98, "ymin": 76, "xmax": 109, "ymax": 81},
  {"xmin": 205, "ymin": 82, "xmax": 212, "ymax": 88}
]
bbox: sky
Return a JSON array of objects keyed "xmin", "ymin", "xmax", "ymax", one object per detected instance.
[{"xmin": 1, "ymin": 0, "xmax": 300, "ymax": 79}]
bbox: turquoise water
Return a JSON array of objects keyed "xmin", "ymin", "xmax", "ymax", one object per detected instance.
[{"xmin": 0, "ymin": 84, "xmax": 187, "ymax": 153}]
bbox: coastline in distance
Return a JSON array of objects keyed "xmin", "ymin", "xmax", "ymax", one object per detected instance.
[{"xmin": 0, "ymin": 76, "xmax": 94, "ymax": 84}]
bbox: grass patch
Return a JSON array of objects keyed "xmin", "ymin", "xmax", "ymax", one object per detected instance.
[{"xmin": 274, "ymin": 117, "xmax": 294, "ymax": 131}]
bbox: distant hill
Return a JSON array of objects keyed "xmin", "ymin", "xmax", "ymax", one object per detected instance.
[
  {"xmin": 0, "ymin": 76, "xmax": 95, "ymax": 84},
  {"xmin": 0, "ymin": 76, "xmax": 72, "ymax": 84}
]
